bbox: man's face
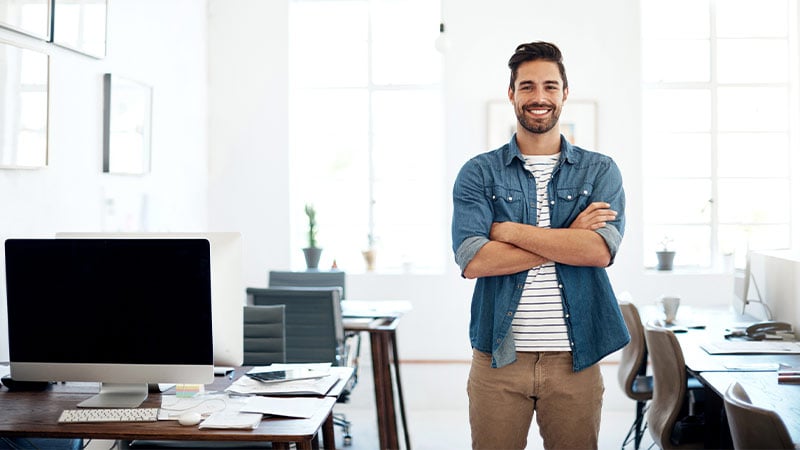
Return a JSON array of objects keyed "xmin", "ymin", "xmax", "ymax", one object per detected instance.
[{"xmin": 508, "ymin": 60, "xmax": 568, "ymax": 135}]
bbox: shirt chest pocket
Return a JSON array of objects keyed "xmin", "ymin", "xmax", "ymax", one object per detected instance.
[
  {"xmin": 486, "ymin": 186, "xmax": 524, "ymax": 223},
  {"xmin": 554, "ymin": 184, "xmax": 594, "ymax": 223}
]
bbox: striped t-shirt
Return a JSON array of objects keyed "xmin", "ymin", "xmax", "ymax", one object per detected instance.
[{"xmin": 512, "ymin": 153, "xmax": 571, "ymax": 352}]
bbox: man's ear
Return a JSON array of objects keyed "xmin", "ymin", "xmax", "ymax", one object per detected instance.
[
  {"xmin": 508, "ymin": 86, "xmax": 515, "ymax": 102},
  {"xmin": 562, "ymin": 87, "xmax": 569, "ymax": 102}
]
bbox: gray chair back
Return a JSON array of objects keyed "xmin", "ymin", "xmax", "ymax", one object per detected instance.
[
  {"xmin": 723, "ymin": 381, "xmax": 794, "ymax": 450},
  {"xmin": 644, "ymin": 324, "xmax": 704, "ymax": 450},
  {"xmin": 243, "ymin": 305, "xmax": 286, "ymax": 365},
  {"xmin": 618, "ymin": 301, "xmax": 653, "ymax": 402},
  {"xmin": 246, "ymin": 286, "xmax": 344, "ymax": 365},
  {"xmin": 268, "ymin": 270, "xmax": 346, "ymax": 299}
]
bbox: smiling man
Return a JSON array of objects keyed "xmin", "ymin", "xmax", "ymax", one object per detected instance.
[{"xmin": 451, "ymin": 41, "xmax": 630, "ymax": 449}]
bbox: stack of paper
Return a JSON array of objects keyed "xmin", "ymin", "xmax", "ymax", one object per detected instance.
[
  {"xmin": 199, "ymin": 411, "xmax": 263, "ymax": 430},
  {"xmin": 225, "ymin": 364, "xmax": 339, "ymax": 396},
  {"xmin": 226, "ymin": 372, "xmax": 338, "ymax": 396},
  {"xmin": 159, "ymin": 393, "xmax": 264, "ymax": 430}
]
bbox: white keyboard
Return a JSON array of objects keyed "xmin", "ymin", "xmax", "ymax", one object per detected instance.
[{"xmin": 58, "ymin": 407, "xmax": 159, "ymax": 423}]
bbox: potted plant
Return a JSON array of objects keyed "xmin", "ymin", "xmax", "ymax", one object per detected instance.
[
  {"xmin": 362, "ymin": 233, "xmax": 377, "ymax": 272},
  {"xmin": 656, "ymin": 236, "xmax": 675, "ymax": 271},
  {"xmin": 302, "ymin": 203, "xmax": 322, "ymax": 269}
]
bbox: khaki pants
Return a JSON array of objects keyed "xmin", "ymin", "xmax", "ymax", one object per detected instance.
[{"xmin": 467, "ymin": 349, "xmax": 604, "ymax": 450}]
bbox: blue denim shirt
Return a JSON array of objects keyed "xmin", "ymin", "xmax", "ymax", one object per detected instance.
[{"xmin": 452, "ymin": 135, "xmax": 630, "ymax": 371}]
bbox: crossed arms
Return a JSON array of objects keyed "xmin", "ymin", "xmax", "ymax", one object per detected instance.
[{"xmin": 462, "ymin": 202, "xmax": 617, "ymax": 279}]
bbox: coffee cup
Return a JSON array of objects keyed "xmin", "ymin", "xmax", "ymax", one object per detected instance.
[{"xmin": 659, "ymin": 295, "xmax": 680, "ymax": 324}]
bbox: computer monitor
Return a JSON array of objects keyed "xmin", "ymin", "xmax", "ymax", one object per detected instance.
[
  {"xmin": 748, "ymin": 249, "xmax": 800, "ymax": 329},
  {"xmin": 733, "ymin": 252, "xmax": 759, "ymax": 315},
  {"xmin": 4, "ymin": 238, "xmax": 214, "ymax": 408},
  {"xmin": 56, "ymin": 232, "xmax": 244, "ymax": 368}
]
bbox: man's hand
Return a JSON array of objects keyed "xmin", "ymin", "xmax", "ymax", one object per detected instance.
[
  {"xmin": 489, "ymin": 221, "xmax": 521, "ymax": 244},
  {"xmin": 569, "ymin": 202, "xmax": 616, "ymax": 230}
]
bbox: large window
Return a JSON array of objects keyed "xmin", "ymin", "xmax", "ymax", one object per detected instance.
[
  {"xmin": 641, "ymin": 0, "xmax": 798, "ymax": 269},
  {"xmin": 288, "ymin": 0, "xmax": 444, "ymax": 273}
]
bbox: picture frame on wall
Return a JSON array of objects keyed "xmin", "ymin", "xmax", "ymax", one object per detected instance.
[
  {"xmin": 0, "ymin": 0, "xmax": 51, "ymax": 40},
  {"xmin": 103, "ymin": 73, "xmax": 153, "ymax": 175},
  {"xmin": 51, "ymin": 0, "xmax": 107, "ymax": 58},
  {"xmin": 0, "ymin": 39, "xmax": 50, "ymax": 169},
  {"xmin": 487, "ymin": 99, "xmax": 598, "ymax": 150}
]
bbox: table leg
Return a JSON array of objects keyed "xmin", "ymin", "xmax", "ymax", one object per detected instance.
[
  {"xmin": 371, "ymin": 330, "xmax": 399, "ymax": 449},
  {"xmin": 390, "ymin": 330, "xmax": 411, "ymax": 450},
  {"xmin": 322, "ymin": 410, "xmax": 336, "ymax": 450}
]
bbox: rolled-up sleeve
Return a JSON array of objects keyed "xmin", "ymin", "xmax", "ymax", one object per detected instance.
[
  {"xmin": 452, "ymin": 157, "xmax": 494, "ymax": 277},
  {"xmin": 593, "ymin": 158, "xmax": 626, "ymax": 265}
]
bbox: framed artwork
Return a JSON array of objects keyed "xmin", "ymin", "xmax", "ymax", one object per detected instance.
[
  {"xmin": 0, "ymin": 40, "xmax": 50, "ymax": 169},
  {"xmin": 487, "ymin": 99, "xmax": 598, "ymax": 150},
  {"xmin": 52, "ymin": 0, "xmax": 107, "ymax": 58},
  {"xmin": 0, "ymin": 0, "xmax": 51, "ymax": 40},
  {"xmin": 103, "ymin": 73, "xmax": 153, "ymax": 175}
]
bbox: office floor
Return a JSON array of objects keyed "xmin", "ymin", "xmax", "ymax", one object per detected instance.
[{"xmin": 86, "ymin": 361, "xmax": 648, "ymax": 450}]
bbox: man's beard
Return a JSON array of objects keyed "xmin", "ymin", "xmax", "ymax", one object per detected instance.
[{"xmin": 515, "ymin": 102, "xmax": 561, "ymax": 134}]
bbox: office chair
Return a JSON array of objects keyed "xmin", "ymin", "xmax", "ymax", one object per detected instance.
[
  {"xmin": 248, "ymin": 286, "xmax": 355, "ymax": 445},
  {"xmin": 243, "ymin": 305, "xmax": 287, "ymax": 365},
  {"xmin": 644, "ymin": 324, "xmax": 705, "ymax": 450},
  {"xmin": 266, "ymin": 270, "xmax": 359, "ymax": 445},
  {"xmin": 268, "ymin": 270, "xmax": 347, "ymax": 300},
  {"xmin": 723, "ymin": 381, "xmax": 795, "ymax": 450},
  {"xmin": 617, "ymin": 301, "xmax": 653, "ymax": 450}
]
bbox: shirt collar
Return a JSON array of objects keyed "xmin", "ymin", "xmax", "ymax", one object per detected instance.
[{"xmin": 503, "ymin": 134, "xmax": 580, "ymax": 166}]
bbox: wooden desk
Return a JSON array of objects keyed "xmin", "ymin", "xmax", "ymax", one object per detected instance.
[
  {"xmin": 343, "ymin": 301, "xmax": 411, "ymax": 450},
  {"xmin": 0, "ymin": 370, "xmax": 338, "ymax": 450}
]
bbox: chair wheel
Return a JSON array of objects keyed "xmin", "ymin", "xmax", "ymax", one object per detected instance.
[{"xmin": 343, "ymin": 435, "xmax": 353, "ymax": 446}]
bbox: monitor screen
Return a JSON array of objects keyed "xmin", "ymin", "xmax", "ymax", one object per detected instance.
[
  {"xmin": 56, "ymin": 232, "xmax": 245, "ymax": 368},
  {"xmin": 4, "ymin": 238, "xmax": 214, "ymax": 407}
]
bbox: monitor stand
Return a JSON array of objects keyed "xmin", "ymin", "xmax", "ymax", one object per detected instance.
[{"xmin": 78, "ymin": 383, "xmax": 149, "ymax": 408}]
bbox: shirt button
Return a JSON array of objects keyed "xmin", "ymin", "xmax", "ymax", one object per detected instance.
[
  {"xmin": 558, "ymin": 284, "xmax": 563, "ymax": 289},
  {"xmin": 570, "ymin": 341, "xmax": 575, "ymax": 346},
  {"xmin": 565, "ymin": 313, "xmax": 570, "ymax": 318},
  {"xmin": 492, "ymin": 195, "xmax": 496, "ymax": 200},
  {"xmin": 550, "ymin": 200, "xmax": 555, "ymax": 205},
  {"xmin": 567, "ymin": 195, "xmax": 573, "ymax": 200},
  {"xmin": 507, "ymin": 311, "xmax": 513, "ymax": 317},
  {"xmin": 583, "ymin": 190, "xmax": 588, "ymax": 195},
  {"xmin": 497, "ymin": 339, "xmax": 502, "ymax": 344},
  {"xmin": 508, "ymin": 196, "xmax": 513, "ymax": 201}
]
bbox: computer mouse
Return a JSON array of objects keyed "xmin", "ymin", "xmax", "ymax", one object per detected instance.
[{"xmin": 178, "ymin": 412, "xmax": 203, "ymax": 426}]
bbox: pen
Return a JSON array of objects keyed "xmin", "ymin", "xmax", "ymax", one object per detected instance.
[{"xmin": 228, "ymin": 370, "xmax": 235, "ymax": 380}]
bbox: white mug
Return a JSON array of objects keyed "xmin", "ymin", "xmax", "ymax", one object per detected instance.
[{"xmin": 659, "ymin": 295, "xmax": 681, "ymax": 324}]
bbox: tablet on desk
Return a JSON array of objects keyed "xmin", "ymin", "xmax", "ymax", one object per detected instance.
[{"xmin": 246, "ymin": 369, "xmax": 328, "ymax": 383}]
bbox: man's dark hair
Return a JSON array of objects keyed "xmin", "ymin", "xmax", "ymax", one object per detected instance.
[{"xmin": 508, "ymin": 41, "xmax": 568, "ymax": 91}]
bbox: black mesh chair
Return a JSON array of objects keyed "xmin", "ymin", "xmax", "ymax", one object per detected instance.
[{"xmin": 243, "ymin": 305, "xmax": 287, "ymax": 365}]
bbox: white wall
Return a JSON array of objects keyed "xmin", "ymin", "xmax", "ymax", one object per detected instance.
[
  {"xmin": 1, "ymin": 0, "xmax": 743, "ymax": 362},
  {"xmin": 0, "ymin": 0, "xmax": 209, "ymax": 361},
  {"xmin": 206, "ymin": 0, "xmax": 738, "ymax": 362}
]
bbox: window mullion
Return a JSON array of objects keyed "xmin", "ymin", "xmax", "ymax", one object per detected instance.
[{"xmin": 709, "ymin": 0, "xmax": 720, "ymax": 264}]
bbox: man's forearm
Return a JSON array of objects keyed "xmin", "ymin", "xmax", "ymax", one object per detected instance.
[
  {"xmin": 463, "ymin": 240, "xmax": 548, "ymax": 279},
  {"xmin": 492, "ymin": 223, "xmax": 611, "ymax": 267}
]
